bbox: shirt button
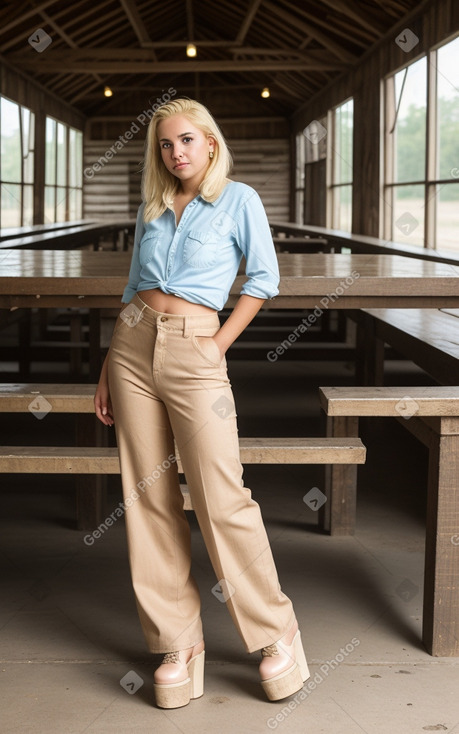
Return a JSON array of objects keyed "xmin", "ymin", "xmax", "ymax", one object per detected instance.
[{"xmin": 160, "ymin": 316, "xmax": 168, "ymax": 322}]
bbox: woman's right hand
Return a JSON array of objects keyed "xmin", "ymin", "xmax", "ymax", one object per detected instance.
[{"xmin": 94, "ymin": 378, "xmax": 114, "ymax": 426}]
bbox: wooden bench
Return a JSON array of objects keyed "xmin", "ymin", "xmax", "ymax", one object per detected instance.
[
  {"xmin": 349, "ymin": 308, "xmax": 459, "ymax": 386},
  {"xmin": 0, "ymin": 382, "xmax": 365, "ymax": 525},
  {"xmin": 319, "ymin": 384, "xmax": 459, "ymax": 657}
]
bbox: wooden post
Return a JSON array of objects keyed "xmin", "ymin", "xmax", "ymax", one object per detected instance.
[{"xmin": 422, "ymin": 417, "xmax": 459, "ymax": 656}]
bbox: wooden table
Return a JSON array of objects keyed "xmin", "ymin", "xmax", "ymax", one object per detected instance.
[{"xmin": 1, "ymin": 250, "xmax": 458, "ymax": 309}]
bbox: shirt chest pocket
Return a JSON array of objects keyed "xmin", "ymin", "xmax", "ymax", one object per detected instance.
[
  {"xmin": 139, "ymin": 232, "xmax": 160, "ymax": 267},
  {"xmin": 183, "ymin": 231, "xmax": 218, "ymax": 269}
]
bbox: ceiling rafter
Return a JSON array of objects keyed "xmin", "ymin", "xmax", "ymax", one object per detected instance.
[
  {"xmin": 319, "ymin": 0, "xmax": 384, "ymax": 37},
  {"xmin": 263, "ymin": 0, "xmax": 358, "ymax": 62},
  {"xmin": 118, "ymin": 0, "xmax": 157, "ymax": 55},
  {"xmin": 235, "ymin": 0, "xmax": 263, "ymax": 45},
  {"xmin": 0, "ymin": 0, "xmax": 58, "ymax": 35},
  {"xmin": 37, "ymin": 7, "xmax": 105, "ymax": 89},
  {"xmin": 279, "ymin": 0, "xmax": 369, "ymax": 49}
]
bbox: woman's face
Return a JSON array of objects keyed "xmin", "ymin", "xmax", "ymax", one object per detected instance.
[{"xmin": 157, "ymin": 114, "xmax": 214, "ymax": 190}]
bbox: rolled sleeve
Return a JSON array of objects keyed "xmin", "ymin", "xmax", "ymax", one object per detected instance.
[
  {"xmin": 121, "ymin": 202, "xmax": 146, "ymax": 303},
  {"xmin": 235, "ymin": 189, "xmax": 280, "ymax": 300}
]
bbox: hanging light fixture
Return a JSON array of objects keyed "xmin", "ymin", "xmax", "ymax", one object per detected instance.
[
  {"xmin": 261, "ymin": 87, "xmax": 270, "ymax": 98},
  {"xmin": 104, "ymin": 86, "xmax": 113, "ymax": 97},
  {"xmin": 186, "ymin": 43, "xmax": 197, "ymax": 57}
]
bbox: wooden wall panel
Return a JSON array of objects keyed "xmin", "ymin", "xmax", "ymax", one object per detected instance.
[{"xmin": 83, "ymin": 137, "xmax": 289, "ymax": 220}]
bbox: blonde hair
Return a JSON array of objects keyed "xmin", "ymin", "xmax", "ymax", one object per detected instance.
[{"xmin": 142, "ymin": 98, "xmax": 233, "ymax": 221}]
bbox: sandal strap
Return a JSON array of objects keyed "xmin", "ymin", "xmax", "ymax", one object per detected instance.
[
  {"xmin": 162, "ymin": 651, "xmax": 180, "ymax": 664},
  {"xmin": 261, "ymin": 643, "xmax": 279, "ymax": 657}
]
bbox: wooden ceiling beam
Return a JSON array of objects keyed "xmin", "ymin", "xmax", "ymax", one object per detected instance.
[
  {"xmin": 118, "ymin": 0, "xmax": 157, "ymax": 54},
  {"xmin": 319, "ymin": 0, "xmax": 384, "ymax": 38},
  {"xmin": 235, "ymin": 0, "xmax": 263, "ymax": 44},
  {"xmin": 263, "ymin": 0, "xmax": 357, "ymax": 62},
  {"xmin": 38, "ymin": 8, "xmax": 105, "ymax": 93},
  {"xmin": 0, "ymin": 0, "xmax": 58, "ymax": 35},
  {"xmin": 11, "ymin": 59, "xmax": 349, "ymax": 73},
  {"xmin": 279, "ymin": 0, "xmax": 368, "ymax": 49}
]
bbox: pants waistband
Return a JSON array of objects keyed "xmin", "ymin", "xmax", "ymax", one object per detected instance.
[{"xmin": 131, "ymin": 292, "xmax": 220, "ymax": 335}]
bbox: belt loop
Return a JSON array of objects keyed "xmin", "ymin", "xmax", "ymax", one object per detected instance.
[{"xmin": 183, "ymin": 315, "xmax": 191, "ymax": 338}]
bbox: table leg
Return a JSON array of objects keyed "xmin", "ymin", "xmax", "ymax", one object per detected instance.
[
  {"xmin": 423, "ymin": 418, "xmax": 459, "ymax": 656},
  {"xmin": 75, "ymin": 413, "xmax": 107, "ymax": 530},
  {"xmin": 88, "ymin": 308, "xmax": 101, "ymax": 381}
]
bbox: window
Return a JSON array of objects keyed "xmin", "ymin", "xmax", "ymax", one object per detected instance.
[
  {"xmin": 329, "ymin": 99, "xmax": 353, "ymax": 232},
  {"xmin": 45, "ymin": 116, "xmax": 83, "ymax": 223},
  {"xmin": 383, "ymin": 35, "xmax": 459, "ymax": 250},
  {"xmin": 0, "ymin": 96, "xmax": 34, "ymax": 228}
]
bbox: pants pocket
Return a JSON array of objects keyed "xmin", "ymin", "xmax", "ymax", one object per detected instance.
[{"xmin": 191, "ymin": 334, "xmax": 223, "ymax": 367}]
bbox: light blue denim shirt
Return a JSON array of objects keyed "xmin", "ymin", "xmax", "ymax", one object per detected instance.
[{"xmin": 121, "ymin": 180, "xmax": 280, "ymax": 310}]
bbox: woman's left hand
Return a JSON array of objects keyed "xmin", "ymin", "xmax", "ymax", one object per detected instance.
[{"xmin": 211, "ymin": 336, "xmax": 227, "ymax": 362}]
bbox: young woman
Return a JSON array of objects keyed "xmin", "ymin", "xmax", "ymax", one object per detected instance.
[{"xmin": 94, "ymin": 98, "xmax": 310, "ymax": 709}]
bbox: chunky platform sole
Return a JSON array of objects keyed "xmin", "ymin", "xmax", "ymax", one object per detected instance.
[
  {"xmin": 261, "ymin": 630, "xmax": 310, "ymax": 702},
  {"xmin": 153, "ymin": 649, "xmax": 205, "ymax": 709}
]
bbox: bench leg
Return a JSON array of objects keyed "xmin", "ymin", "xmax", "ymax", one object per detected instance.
[
  {"xmin": 88, "ymin": 308, "xmax": 101, "ymax": 381},
  {"xmin": 75, "ymin": 414, "xmax": 107, "ymax": 531},
  {"xmin": 355, "ymin": 315, "xmax": 385, "ymax": 386},
  {"xmin": 423, "ymin": 421, "xmax": 459, "ymax": 656},
  {"xmin": 320, "ymin": 415, "xmax": 359, "ymax": 535}
]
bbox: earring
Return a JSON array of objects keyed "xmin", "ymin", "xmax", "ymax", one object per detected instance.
[{"xmin": 209, "ymin": 151, "xmax": 214, "ymax": 159}]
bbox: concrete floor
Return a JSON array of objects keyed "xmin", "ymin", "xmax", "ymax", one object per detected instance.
[{"xmin": 1, "ymin": 357, "xmax": 459, "ymax": 733}]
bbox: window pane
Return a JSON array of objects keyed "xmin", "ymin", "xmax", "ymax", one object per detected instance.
[
  {"xmin": 393, "ymin": 57, "xmax": 427, "ymax": 183},
  {"xmin": 22, "ymin": 108, "xmax": 35, "ymax": 184},
  {"xmin": 69, "ymin": 128, "xmax": 83, "ymax": 188},
  {"xmin": 392, "ymin": 185, "xmax": 425, "ymax": 245},
  {"xmin": 56, "ymin": 187, "xmax": 66, "ymax": 221},
  {"xmin": 333, "ymin": 185, "xmax": 352, "ymax": 232},
  {"xmin": 45, "ymin": 117, "xmax": 56, "ymax": 185},
  {"xmin": 23, "ymin": 184, "xmax": 34, "ymax": 226},
  {"xmin": 45, "ymin": 185, "xmax": 55, "ymax": 223},
  {"xmin": 1, "ymin": 97, "xmax": 21, "ymax": 182},
  {"xmin": 437, "ymin": 183, "xmax": 459, "ymax": 250},
  {"xmin": 56, "ymin": 123, "xmax": 67, "ymax": 187},
  {"xmin": 437, "ymin": 37, "xmax": 459, "ymax": 180},
  {"xmin": 1, "ymin": 183, "xmax": 21, "ymax": 226},
  {"xmin": 334, "ymin": 99, "xmax": 353, "ymax": 185}
]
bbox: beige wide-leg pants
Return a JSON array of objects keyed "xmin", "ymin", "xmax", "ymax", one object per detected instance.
[{"xmin": 107, "ymin": 292, "xmax": 295, "ymax": 654}]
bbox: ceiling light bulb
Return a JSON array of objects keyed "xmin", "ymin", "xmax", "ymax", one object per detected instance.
[
  {"xmin": 261, "ymin": 87, "xmax": 270, "ymax": 98},
  {"xmin": 104, "ymin": 86, "xmax": 113, "ymax": 97},
  {"xmin": 186, "ymin": 44, "xmax": 197, "ymax": 58}
]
